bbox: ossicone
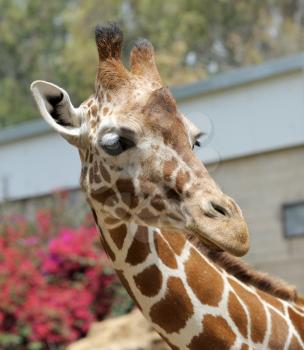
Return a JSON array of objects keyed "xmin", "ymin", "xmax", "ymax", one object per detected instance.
[
  {"xmin": 95, "ymin": 22, "xmax": 123, "ymax": 61},
  {"xmin": 94, "ymin": 23, "xmax": 162, "ymax": 92},
  {"xmin": 94, "ymin": 23, "xmax": 129, "ymax": 91},
  {"xmin": 130, "ymin": 38, "xmax": 161, "ymax": 82}
]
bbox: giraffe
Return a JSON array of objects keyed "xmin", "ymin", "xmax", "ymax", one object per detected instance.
[{"xmin": 30, "ymin": 23, "xmax": 304, "ymax": 349}]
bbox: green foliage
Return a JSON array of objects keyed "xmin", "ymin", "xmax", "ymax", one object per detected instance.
[
  {"xmin": 28, "ymin": 342, "xmax": 44, "ymax": 350},
  {"xmin": 0, "ymin": 0, "xmax": 303, "ymax": 127},
  {"xmin": 0, "ymin": 333, "xmax": 22, "ymax": 349},
  {"xmin": 0, "ymin": 0, "xmax": 68, "ymax": 127},
  {"xmin": 107, "ymin": 281, "xmax": 134, "ymax": 318}
]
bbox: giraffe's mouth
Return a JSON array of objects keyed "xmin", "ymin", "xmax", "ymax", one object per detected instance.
[
  {"xmin": 185, "ymin": 229, "xmax": 224, "ymax": 253},
  {"xmin": 185, "ymin": 217, "xmax": 249, "ymax": 257}
]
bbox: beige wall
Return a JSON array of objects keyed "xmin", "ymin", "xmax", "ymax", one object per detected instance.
[{"xmin": 209, "ymin": 145, "xmax": 304, "ymax": 291}]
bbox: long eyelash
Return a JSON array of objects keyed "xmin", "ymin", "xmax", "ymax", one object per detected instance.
[{"xmin": 194, "ymin": 140, "xmax": 201, "ymax": 148}]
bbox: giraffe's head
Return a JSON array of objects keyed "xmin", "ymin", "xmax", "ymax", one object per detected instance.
[{"xmin": 31, "ymin": 24, "xmax": 249, "ymax": 257}]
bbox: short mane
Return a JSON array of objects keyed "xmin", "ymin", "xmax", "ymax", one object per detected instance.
[{"xmin": 188, "ymin": 234, "xmax": 299, "ymax": 302}]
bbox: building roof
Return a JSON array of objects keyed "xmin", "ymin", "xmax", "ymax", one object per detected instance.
[
  {"xmin": 172, "ymin": 53, "xmax": 304, "ymax": 100},
  {"xmin": 1, "ymin": 52, "xmax": 304, "ymax": 146}
]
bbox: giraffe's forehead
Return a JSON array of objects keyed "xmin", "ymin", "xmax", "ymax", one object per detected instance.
[
  {"xmin": 141, "ymin": 87, "xmax": 191, "ymax": 148},
  {"xmin": 136, "ymin": 87, "xmax": 190, "ymax": 145},
  {"xmin": 85, "ymin": 83, "xmax": 191, "ymax": 149}
]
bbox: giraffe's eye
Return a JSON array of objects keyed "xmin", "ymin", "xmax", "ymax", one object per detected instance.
[
  {"xmin": 100, "ymin": 132, "xmax": 135, "ymax": 156},
  {"xmin": 192, "ymin": 139, "xmax": 201, "ymax": 150}
]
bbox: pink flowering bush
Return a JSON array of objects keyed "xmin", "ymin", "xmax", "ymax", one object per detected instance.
[{"xmin": 0, "ymin": 200, "xmax": 132, "ymax": 350}]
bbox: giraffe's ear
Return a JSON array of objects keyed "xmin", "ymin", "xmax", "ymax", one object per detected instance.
[{"xmin": 30, "ymin": 80, "xmax": 84, "ymax": 147}]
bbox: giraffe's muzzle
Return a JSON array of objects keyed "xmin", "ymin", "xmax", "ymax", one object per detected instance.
[{"xmin": 185, "ymin": 194, "xmax": 250, "ymax": 257}]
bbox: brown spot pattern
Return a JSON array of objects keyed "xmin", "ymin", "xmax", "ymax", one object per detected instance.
[
  {"xmin": 108, "ymin": 224, "xmax": 127, "ymax": 249},
  {"xmin": 134, "ymin": 264, "xmax": 162, "ymax": 297},
  {"xmin": 143, "ymin": 88, "xmax": 177, "ymax": 119},
  {"xmin": 91, "ymin": 105, "xmax": 98, "ymax": 117},
  {"xmin": 228, "ymin": 292, "xmax": 248, "ymax": 338},
  {"xmin": 103, "ymin": 107, "xmax": 109, "ymax": 115},
  {"xmin": 116, "ymin": 178, "xmax": 138, "ymax": 209},
  {"xmin": 93, "ymin": 161, "xmax": 101, "ymax": 183},
  {"xmin": 89, "ymin": 166, "xmax": 94, "ymax": 183},
  {"xmin": 241, "ymin": 344, "xmax": 249, "ymax": 350},
  {"xmin": 185, "ymin": 248, "xmax": 223, "ymax": 306},
  {"xmin": 154, "ymin": 233, "xmax": 177, "ymax": 269},
  {"xmin": 99, "ymin": 162, "xmax": 111, "ymax": 183},
  {"xmin": 188, "ymin": 315, "xmax": 236, "ymax": 350},
  {"xmin": 229, "ymin": 278, "xmax": 266, "ymax": 344},
  {"xmin": 104, "ymin": 216, "xmax": 121, "ymax": 225},
  {"xmin": 138, "ymin": 208, "xmax": 159, "ymax": 222},
  {"xmin": 289, "ymin": 336, "xmax": 302, "ymax": 349},
  {"xmin": 288, "ymin": 307, "xmax": 304, "ymax": 342},
  {"xmin": 162, "ymin": 230, "xmax": 186, "ymax": 256},
  {"xmin": 257, "ymin": 290, "xmax": 284, "ymax": 313},
  {"xmin": 163, "ymin": 158, "xmax": 177, "ymax": 181},
  {"xmin": 175, "ymin": 170, "xmax": 189, "ymax": 193},
  {"xmin": 268, "ymin": 309, "xmax": 289, "ymax": 349},
  {"xmin": 140, "ymin": 180, "xmax": 156, "ymax": 198},
  {"xmin": 115, "ymin": 207, "xmax": 131, "ymax": 220},
  {"xmin": 126, "ymin": 226, "xmax": 150, "ymax": 265},
  {"xmin": 91, "ymin": 186, "xmax": 118, "ymax": 206},
  {"xmin": 150, "ymin": 195, "xmax": 165, "ymax": 211},
  {"xmin": 150, "ymin": 277, "xmax": 193, "ymax": 333}
]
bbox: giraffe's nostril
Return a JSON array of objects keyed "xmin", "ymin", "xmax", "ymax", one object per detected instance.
[{"xmin": 210, "ymin": 201, "xmax": 229, "ymax": 217}]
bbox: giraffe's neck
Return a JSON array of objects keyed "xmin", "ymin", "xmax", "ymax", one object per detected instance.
[{"xmin": 90, "ymin": 206, "xmax": 304, "ymax": 350}]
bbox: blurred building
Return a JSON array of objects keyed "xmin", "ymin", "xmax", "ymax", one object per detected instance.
[{"xmin": 1, "ymin": 54, "xmax": 304, "ymax": 290}]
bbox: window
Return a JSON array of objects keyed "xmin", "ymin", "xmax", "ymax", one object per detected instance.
[{"xmin": 282, "ymin": 201, "xmax": 304, "ymax": 238}]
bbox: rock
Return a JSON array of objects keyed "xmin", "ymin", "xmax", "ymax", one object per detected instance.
[{"xmin": 67, "ymin": 309, "xmax": 170, "ymax": 350}]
